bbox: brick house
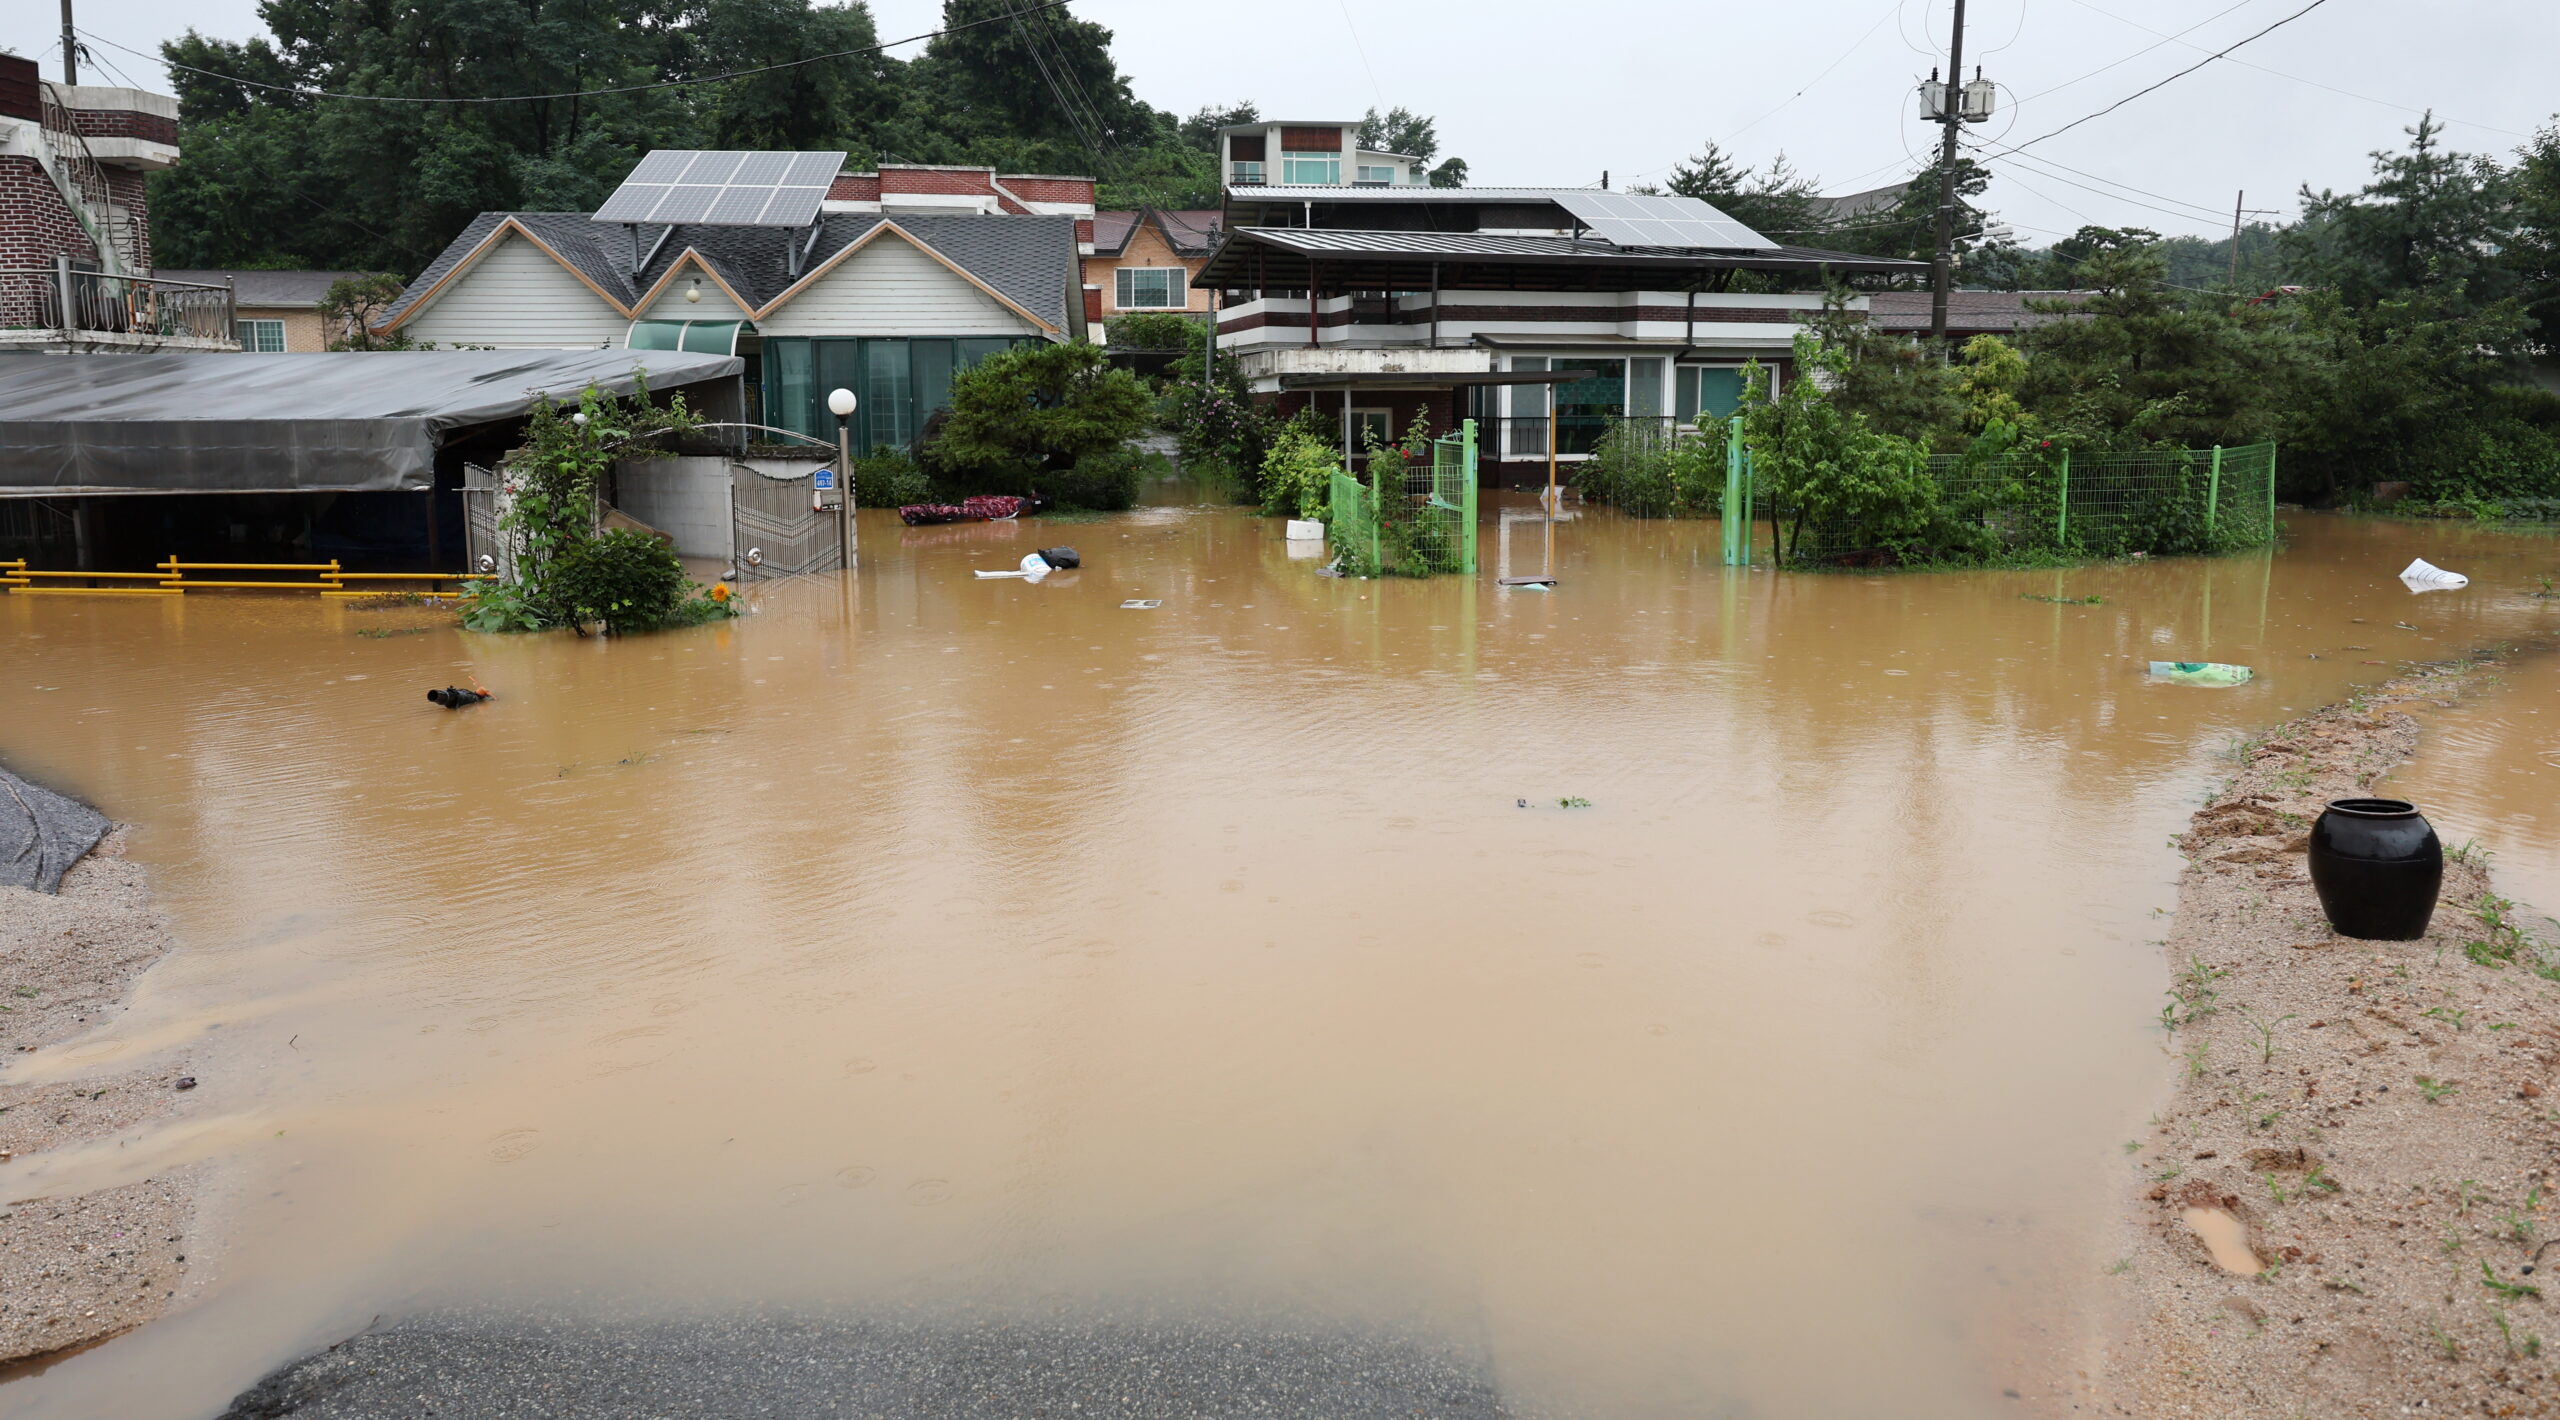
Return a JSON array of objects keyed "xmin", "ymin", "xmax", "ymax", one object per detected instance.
[
  {"xmin": 158, "ymin": 269, "xmax": 371, "ymax": 351},
  {"xmin": 1083, "ymin": 208, "xmax": 1220, "ymax": 328},
  {"xmin": 0, "ymin": 52, "xmax": 235, "ymax": 351}
]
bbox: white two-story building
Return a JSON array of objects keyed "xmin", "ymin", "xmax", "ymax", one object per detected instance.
[{"xmin": 1192, "ymin": 150, "xmax": 1925, "ymax": 486}]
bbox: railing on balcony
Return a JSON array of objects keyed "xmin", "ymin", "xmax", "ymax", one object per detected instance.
[
  {"xmin": 1487, "ymin": 415, "xmax": 1683, "ymax": 460},
  {"xmin": 0, "ymin": 262, "xmax": 238, "ymax": 345}
]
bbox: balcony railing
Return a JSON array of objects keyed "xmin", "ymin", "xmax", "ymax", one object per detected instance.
[
  {"xmin": 0, "ymin": 262, "xmax": 239, "ymax": 346},
  {"xmin": 1488, "ymin": 415, "xmax": 1683, "ymax": 460}
]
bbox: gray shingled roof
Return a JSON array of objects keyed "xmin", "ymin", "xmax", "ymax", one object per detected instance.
[
  {"xmin": 157, "ymin": 269, "xmax": 370, "ymax": 307},
  {"xmin": 381, "ymin": 213, "xmax": 1076, "ymax": 331}
]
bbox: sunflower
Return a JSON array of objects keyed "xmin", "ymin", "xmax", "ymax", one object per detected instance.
[{"xmin": 708, "ymin": 582, "xmax": 733, "ymax": 604}]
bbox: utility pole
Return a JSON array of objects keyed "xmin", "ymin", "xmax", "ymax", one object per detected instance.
[
  {"xmin": 60, "ymin": 0, "xmax": 79, "ymax": 83},
  {"xmin": 2226, "ymin": 190, "xmax": 2276, "ymax": 289},
  {"xmin": 1926, "ymin": 0, "xmax": 1969, "ymax": 343}
]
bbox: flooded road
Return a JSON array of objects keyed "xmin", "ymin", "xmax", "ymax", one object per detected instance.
[{"xmin": 2, "ymin": 501, "xmax": 2556, "ymax": 1419}]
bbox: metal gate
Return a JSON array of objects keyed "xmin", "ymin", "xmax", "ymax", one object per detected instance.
[
  {"xmin": 461, "ymin": 463, "xmax": 511, "ymax": 580},
  {"xmin": 731, "ymin": 461, "xmax": 842, "ymax": 581}
]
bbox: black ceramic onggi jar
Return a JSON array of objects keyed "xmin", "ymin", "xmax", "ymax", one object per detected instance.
[{"xmin": 2306, "ymin": 798, "xmax": 2442, "ymax": 941}]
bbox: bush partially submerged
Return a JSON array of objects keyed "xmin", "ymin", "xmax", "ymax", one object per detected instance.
[
  {"xmin": 545, "ymin": 529, "xmax": 689, "ymax": 634},
  {"xmin": 1575, "ymin": 420, "xmax": 1726, "ymax": 518},
  {"xmin": 921, "ymin": 342, "xmax": 1152, "ymax": 499}
]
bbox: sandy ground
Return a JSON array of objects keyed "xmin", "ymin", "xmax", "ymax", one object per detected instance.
[
  {"xmin": 2070, "ymin": 654, "xmax": 2560, "ymax": 1418},
  {"xmin": 0, "ymin": 829, "xmax": 195, "ymax": 1368}
]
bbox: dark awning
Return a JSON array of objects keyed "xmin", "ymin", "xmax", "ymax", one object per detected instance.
[
  {"xmin": 0, "ymin": 349, "xmax": 744, "ymax": 496},
  {"xmin": 1275, "ymin": 370, "xmax": 1596, "ymax": 390},
  {"xmin": 1195, "ymin": 226, "xmax": 1926, "ymax": 291}
]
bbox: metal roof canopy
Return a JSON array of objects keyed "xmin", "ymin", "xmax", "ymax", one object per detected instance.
[
  {"xmin": 1275, "ymin": 370, "xmax": 1598, "ymax": 390},
  {"xmin": 1551, "ymin": 190, "xmax": 1776, "ymax": 251},
  {"xmin": 1194, "ymin": 226, "xmax": 1925, "ymax": 289},
  {"xmin": 0, "ymin": 349, "xmax": 744, "ymax": 496},
  {"xmin": 593, "ymin": 150, "xmax": 845, "ymax": 228}
]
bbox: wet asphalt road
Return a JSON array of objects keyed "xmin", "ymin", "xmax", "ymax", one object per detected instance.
[{"xmin": 216, "ymin": 1314, "xmax": 1515, "ymax": 1420}]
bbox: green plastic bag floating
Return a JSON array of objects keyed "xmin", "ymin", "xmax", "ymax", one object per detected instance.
[{"xmin": 2149, "ymin": 661, "xmax": 2253, "ymax": 686}]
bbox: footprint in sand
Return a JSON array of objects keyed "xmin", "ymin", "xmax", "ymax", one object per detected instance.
[
  {"xmin": 903, "ymin": 1178, "xmax": 953, "ymax": 1206},
  {"xmin": 489, "ymin": 1129, "xmax": 541, "ymax": 1162},
  {"xmin": 835, "ymin": 1166, "xmax": 876, "ymax": 1190}
]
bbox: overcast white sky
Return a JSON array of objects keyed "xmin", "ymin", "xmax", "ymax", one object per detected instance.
[{"xmin": 13, "ymin": 0, "xmax": 2556, "ymax": 242}]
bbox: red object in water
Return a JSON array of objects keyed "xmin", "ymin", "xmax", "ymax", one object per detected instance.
[{"xmin": 898, "ymin": 496, "xmax": 1027, "ymax": 526}]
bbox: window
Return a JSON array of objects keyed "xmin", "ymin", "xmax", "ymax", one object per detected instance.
[
  {"xmin": 763, "ymin": 337, "xmax": 1028, "ymax": 446},
  {"xmin": 1115, "ymin": 267, "xmax": 1187, "ymax": 310},
  {"xmin": 1229, "ymin": 161, "xmax": 1265, "ymax": 185},
  {"xmin": 1281, "ymin": 152, "xmax": 1341, "ymax": 185},
  {"xmin": 1356, "ymin": 165, "xmax": 1395, "ymax": 185},
  {"xmin": 1352, "ymin": 409, "xmax": 1392, "ymax": 450},
  {"xmin": 1676, "ymin": 366, "xmax": 1751, "ymax": 424},
  {"xmin": 235, "ymin": 318, "xmax": 285, "ymax": 353}
]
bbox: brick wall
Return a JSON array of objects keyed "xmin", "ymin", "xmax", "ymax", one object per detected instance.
[
  {"xmin": 1082, "ymin": 221, "xmax": 1211, "ymax": 314},
  {"xmin": 881, "ymin": 166, "xmax": 994, "ymax": 196},
  {"xmin": 104, "ymin": 166, "xmax": 150, "ymax": 270},
  {"xmin": 828, "ymin": 175, "xmax": 882, "ymax": 201},
  {"xmin": 67, "ymin": 106, "xmax": 180, "ymax": 146},
  {"xmin": 1002, "ymin": 176, "xmax": 1095, "ymax": 206},
  {"xmin": 0, "ymin": 155, "xmax": 103, "ymax": 326},
  {"xmin": 233, "ymin": 306, "xmax": 332, "ymax": 351}
]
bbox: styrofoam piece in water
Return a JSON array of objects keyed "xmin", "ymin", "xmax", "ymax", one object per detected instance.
[
  {"xmin": 1285, "ymin": 520, "xmax": 1325, "ymax": 540},
  {"xmin": 2399, "ymin": 557, "xmax": 2469, "ymax": 591}
]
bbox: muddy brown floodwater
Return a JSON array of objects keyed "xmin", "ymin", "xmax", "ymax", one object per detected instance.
[{"xmin": 2, "ymin": 496, "xmax": 2557, "ymax": 1419}]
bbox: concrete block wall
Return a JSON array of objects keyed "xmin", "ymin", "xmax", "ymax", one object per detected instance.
[{"xmin": 612, "ymin": 457, "xmax": 733, "ymax": 560}]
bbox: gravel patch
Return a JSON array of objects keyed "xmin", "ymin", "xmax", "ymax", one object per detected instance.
[
  {"xmin": 218, "ymin": 1312, "xmax": 1516, "ymax": 1419},
  {"xmin": 2081, "ymin": 652, "xmax": 2560, "ymax": 1418},
  {"xmin": 0, "ymin": 825, "xmax": 194, "ymax": 1366}
]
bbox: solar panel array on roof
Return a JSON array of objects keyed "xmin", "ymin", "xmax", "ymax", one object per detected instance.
[
  {"xmin": 592, "ymin": 151, "xmax": 846, "ymax": 227},
  {"xmin": 1552, "ymin": 191, "xmax": 1776, "ymax": 251}
]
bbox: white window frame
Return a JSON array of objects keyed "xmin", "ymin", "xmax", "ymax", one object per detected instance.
[
  {"xmin": 1114, "ymin": 267, "xmax": 1188, "ymax": 311},
  {"xmin": 1355, "ymin": 164, "xmax": 1395, "ymax": 185},
  {"xmin": 236, "ymin": 318, "xmax": 287, "ymax": 353},
  {"xmin": 1281, "ymin": 152, "xmax": 1341, "ymax": 185},
  {"xmin": 1350, "ymin": 407, "xmax": 1393, "ymax": 451},
  {"xmin": 1229, "ymin": 160, "xmax": 1265, "ymax": 184},
  {"xmin": 1675, "ymin": 362, "xmax": 1768, "ymax": 427}
]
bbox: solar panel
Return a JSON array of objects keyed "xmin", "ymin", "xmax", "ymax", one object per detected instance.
[
  {"xmin": 1552, "ymin": 190, "xmax": 1776, "ymax": 251},
  {"xmin": 593, "ymin": 149, "xmax": 847, "ymax": 227}
]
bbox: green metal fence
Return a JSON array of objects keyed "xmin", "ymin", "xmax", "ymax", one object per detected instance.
[
  {"xmin": 1329, "ymin": 419, "xmax": 1479, "ymax": 577},
  {"xmin": 1721, "ymin": 428, "xmax": 2279, "ymax": 567}
]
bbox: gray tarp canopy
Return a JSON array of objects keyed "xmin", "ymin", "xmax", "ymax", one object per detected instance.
[{"xmin": 0, "ymin": 349, "xmax": 745, "ymax": 496}]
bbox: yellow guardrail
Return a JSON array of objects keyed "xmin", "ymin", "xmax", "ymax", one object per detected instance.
[{"xmin": 1, "ymin": 557, "xmax": 491, "ymax": 597}]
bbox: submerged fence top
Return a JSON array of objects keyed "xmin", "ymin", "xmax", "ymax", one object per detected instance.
[{"xmin": 0, "ymin": 350, "xmax": 743, "ymax": 497}]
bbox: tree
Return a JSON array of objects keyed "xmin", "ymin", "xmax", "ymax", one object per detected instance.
[
  {"xmin": 1180, "ymin": 101, "xmax": 1258, "ymax": 152},
  {"xmin": 318, "ymin": 273, "xmax": 414, "ymax": 349},
  {"xmin": 923, "ymin": 342, "xmax": 1151, "ymax": 492},
  {"xmin": 2289, "ymin": 116, "xmax": 2519, "ymax": 318},
  {"xmin": 1358, "ymin": 106, "xmax": 1467, "ymax": 187},
  {"xmin": 1357, "ymin": 106, "xmax": 1437, "ymax": 163},
  {"xmin": 1659, "ymin": 141, "xmax": 1823, "ymax": 240}
]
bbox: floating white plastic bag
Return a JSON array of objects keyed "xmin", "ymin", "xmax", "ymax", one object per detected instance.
[
  {"xmin": 2399, "ymin": 557, "xmax": 2468, "ymax": 591},
  {"xmin": 973, "ymin": 553, "xmax": 1052, "ymax": 581}
]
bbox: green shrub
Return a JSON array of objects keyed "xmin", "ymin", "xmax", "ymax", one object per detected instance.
[
  {"xmin": 1258, "ymin": 424, "xmax": 1341, "ymax": 519},
  {"xmin": 1576, "ymin": 420, "xmax": 1726, "ymax": 517},
  {"xmin": 1104, "ymin": 312, "xmax": 1206, "ymax": 351},
  {"xmin": 920, "ymin": 341, "xmax": 1152, "ymax": 495},
  {"xmin": 1035, "ymin": 445, "xmax": 1146, "ymax": 510},
  {"xmin": 459, "ymin": 580, "xmax": 546, "ymax": 633},
  {"xmin": 852, "ymin": 446, "xmax": 934, "ymax": 507},
  {"xmin": 545, "ymin": 529, "xmax": 687, "ymax": 634}
]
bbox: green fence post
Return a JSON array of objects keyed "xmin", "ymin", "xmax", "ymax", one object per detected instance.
[
  {"xmin": 1721, "ymin": 417, "xmax": 1744, "ymax": 566},
  {"xmin": 2056, "ymin": 449, "xmax": 2070, "ymax": 548},
  {"xmin": 1461, "ymin": 418, "xmax": 1479, "ymax": 574},
  {"xmin": 2266, "ymin": 444, "xmax": 2278, "ymax": 541},
  {"xmin": 2208, "ymin": 445, "xmax": 2224, "ymax": 531}
]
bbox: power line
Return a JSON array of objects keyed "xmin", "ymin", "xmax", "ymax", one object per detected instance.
[
  {"xmin": 1967, "ymin": 141, "xmax": 2233, "ymax": 225},
  {"xmin": 76, "ymin": 1, "xmax": 1069, "ymax": 105},
  {"xmin": 1979, "ymin": 0, "xmax": 2336, "ymax": 158},
  {"xmin": 2012, "ymin": 0, "xmax": 2261, "ymax": 103},
  {"xmin": 2060, "ymin": 0, "xmax": 2529, "ymax": 139},
  {"xmin": 1616, "ymin": 0, "xmax": 1901, "ymax": 188}
]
